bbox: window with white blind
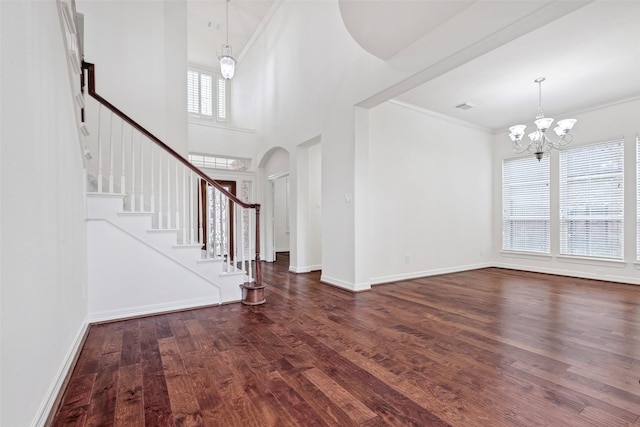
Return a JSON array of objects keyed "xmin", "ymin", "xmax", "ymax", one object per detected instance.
[
  {"xmin": 502, "ymin": 155, "xmax": 550, "ymax": 253},
  {"xmin": 187, "ymin": 68, "xmax": 228, "ymax": 121},
  {"xmin": 560, "ymin": 139, "xmax": 624, "ymax": 259}
]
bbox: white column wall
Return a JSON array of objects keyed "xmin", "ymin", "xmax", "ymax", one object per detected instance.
[
  {"xmin": 1, "ymin": 2, "xmax": 88, "ymax": 426},
  {"xmin": 368, "ymin": 102, "xmax": 494, "ymax": 284},
  {"xmin": 493, "ymin": 98, "xmax": 640, "ymax": 284}
]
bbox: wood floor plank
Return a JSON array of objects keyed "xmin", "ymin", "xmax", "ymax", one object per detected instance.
[
  {"xmin": 52, "ymin": 373, "xmax": 96, "ymax": 427},
  {"xmin": 114, "ymin": 363, "xmax": 143, "ymax": 427},
  {"xmin": 157, "ymin": 337, "xmax": 204, "ymax": 427},
  {"xmin": 85, "ymin": 351, "xmax": 120, "ymax": 427},
  {"xmin": 51, "ymin": 259, "xmax": 640, "ymax": 426}
]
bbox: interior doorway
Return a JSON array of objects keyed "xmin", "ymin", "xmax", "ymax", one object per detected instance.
[{"xmin": 270, "ymin": 173, "xmax": 290, "ymax": 262}]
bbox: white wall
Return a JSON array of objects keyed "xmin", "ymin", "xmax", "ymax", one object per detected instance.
[
  {"xmin": 306, "ymin": 142, "xmax": 322, "ymax": 269},
  {"xmin": 368, "ymin": 101, "xmax": 494, "ymax": 284},
  {"xmin": 236, "ymin": 1, "xmax": 553, "ymax": 290},
  {"xmin": 87, "ymin": 219, "xmax": 220, "ymax": 319},
  {"xmin": 0, "ymin": 2, "xmax": 88, "ymax": 426},
  {"xmin": 493, "ymin": 98, "xmax": 640, "ymax": 284},
  {"xmin": 77, "ymin": 0, "xmax": 188, "ymax": 155},
  {"xmin": 189, "ymin": 121, "xmax": 256, "ymax": 160}
]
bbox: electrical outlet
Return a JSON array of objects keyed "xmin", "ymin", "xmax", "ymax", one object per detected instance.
[{"xmin": 404, "ymin": 254, "xmax": 410, "ymax": 263}]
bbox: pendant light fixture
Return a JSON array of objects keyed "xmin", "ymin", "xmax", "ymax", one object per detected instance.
[
  {"xmin": 218, "ymin": 0, "xmax": 236, "ymax": 80},
  {"xmin": 508, "ymin": 77, "xmax": 577, "ymax": 161}
]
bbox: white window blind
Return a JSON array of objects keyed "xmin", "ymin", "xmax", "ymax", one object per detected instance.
[
  {"xmin": 217, "ymin": 76, "xmax": 227, "ymax": 121},
  {"xmin": 187, "ymin": 70, "xmax": 199, "ymax": 114},
  {"xmin": 200, "ymin": 73, "xmax": 213, "ymax": 116},
  {"xmin": 560, "ymin": 139, "xmax": 624, "ymax": 259},
  {"xmin": 187, "ymin": 68, "xmax": 228, "ymax": 120},
  {"xmin": 502, "ymin": 155, "xmax": 550, "ymax": 253}
]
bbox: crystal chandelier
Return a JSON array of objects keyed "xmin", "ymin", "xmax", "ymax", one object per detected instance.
[
  {"xmin": 218, "ymin": 0, "xmax": 236, "ymax": 80},
  {"xmin": 508, "ymin": 77, "xmax": 577, "ymax": 161}
]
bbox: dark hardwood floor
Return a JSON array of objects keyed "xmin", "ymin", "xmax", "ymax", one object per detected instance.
[{"xmin": 51, "ymin": 257, "xmax": 640, "ymax": 426}]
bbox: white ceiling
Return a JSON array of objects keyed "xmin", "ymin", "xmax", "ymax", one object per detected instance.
[
  {"xmin": 188, "ymin": 1, "xmax": 640, "ymax": 133},
  {"xmin": 394, "ymin": 1, "xmax": 640, "ymax": 132},
  {"xmin": 187, "ymin": 0, "xmax": 276, "ymax": 69}
]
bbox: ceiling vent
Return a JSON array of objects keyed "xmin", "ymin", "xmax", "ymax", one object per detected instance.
[{"xmin": 455, "ymin": 102, "xmax": 475, "ymax": 110}]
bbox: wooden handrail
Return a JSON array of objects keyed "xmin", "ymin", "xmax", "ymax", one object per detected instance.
[
  {"xmin": 82, "ymin": 61, "xmax": 263, "ymax": 293},
  {"xmin": 82, "ymin": 62, "xmax": 256, "ymax": 210}
]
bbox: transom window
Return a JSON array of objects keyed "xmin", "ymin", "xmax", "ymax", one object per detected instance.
[{"xmin": 188, "ymin": 154, "xmax": 249, "ymax": 172}]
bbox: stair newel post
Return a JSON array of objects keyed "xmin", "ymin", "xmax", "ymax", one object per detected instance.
[
  {"xmin": 240, "ymin": 204, "xmax": 265, "ymax": 305},
  {"xmin": 130, "ymin": 128, "xmax": 136, "ymax": 211},
  {"xmin": 97, "ymin": 105, "xmax": 103, "ymax": 192},
  {"xmin": 108, "ymin": 113, "xmax": 114, "ymax": 193},
  {"xmin": 120, "ymin": 120, "xmax": 125, "ymax": 199},
  {"xmin": 255, "ymin": 204, "xmax": 261, "ymax": 286}
]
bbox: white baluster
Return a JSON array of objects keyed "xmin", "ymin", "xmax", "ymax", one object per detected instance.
[
  {"xmin": 108, "ymin": 113, "xmax": 114, "ymax": 193},
  {"xmin": 189, "ymin": 172, "xmax": 195, "ymax": 244},
  {"xmin": 158, "ymin": 151, "xmax": 163, "ymax": 228},
  {"xmin": 233, "ymin": 201, "xmax": 238, "ymax": 271},
  {"xmin": 130, "ymin": 129, "xmax": 136, "ymax": 211},
  {"xmin": 120, "ymin": 121, "xmax": 125, "ymax": 198},
  {"xmin": 138, "ymin": 134, "xmax": 144, "ymax": 211},
  {"xmin": 248, "ymin": 209, "xmax": 253, "ymax": 282},
  {"xmin": 219, "ymin": 190, "xmax": 224, "ymax": 259},
  {"xmin": 150, "ymin": 147, "xmax": 155, "ymax": 213},
  {"xmin": 97, "ymin": 105, "xmax": 103, "ymax": 192},
  {"xmin": 239, "ymin": 204, "xmax": 246, "ymax": 276},
  {"xmin": 182, "ymin": 167, "xmax": 187, "ymax": 244},
  {"xmin": 166, "ymin": 155, "xmax": 172, "ymax": 229},
  {"xmin": 175, "ymin": 160, "xmax": 180, "ymax": 237},
  {"xmin": 198, "ymin": 180, "xmax": 204, "ymax": 253}
]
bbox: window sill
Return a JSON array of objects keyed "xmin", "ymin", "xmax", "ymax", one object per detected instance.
[
  {"xmin": 557, "ymin": 255, "xmax": 627, "ymax": 268},
  {"xmin": 189, "ymin": 117, "xmax": 254, "ymax": 133},
  {"xmin": 500, "ymin": 251, "xmax": 552, "ymax": 260}
]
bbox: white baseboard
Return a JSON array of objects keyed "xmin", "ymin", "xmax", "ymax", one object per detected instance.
[
  {"xmin": 320, "ymin": 274, "xmax": 371, "ymax": 292},
  {"xmin": 289, "ymin": 264, "xmax": 322, "ymax": 273},
  {"xmin": 31, "ymin": 321, "xmax": 90, "ymax": 427},
  {"xmin": 493, "ymin": 261, "xmax": 640, "ymax": 286},
  {"xmin": 369, "ymin": 262, "xmax": 493, "ymax": 285},
  {"xmin": 88, "ymin": 296, "xmax": 220, "ymax": 324}
]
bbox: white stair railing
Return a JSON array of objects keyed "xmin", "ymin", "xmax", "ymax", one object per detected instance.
[{"xmin": 81, "ymin": 62, "xmax": 265, "ymax": 305}]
